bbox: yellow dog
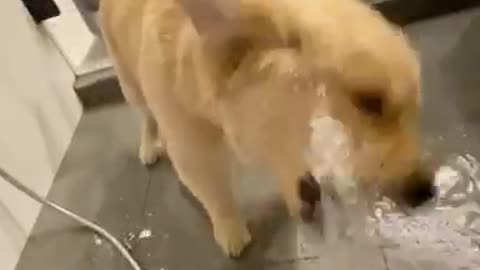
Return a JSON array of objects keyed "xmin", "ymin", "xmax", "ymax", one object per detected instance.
[{"xmin": 100, "ymin": 0, "xmax": 433, "ymax": 257}]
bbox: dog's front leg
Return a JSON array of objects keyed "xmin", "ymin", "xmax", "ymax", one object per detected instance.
[
  {"xmin": 165, "ymin": 118, "xmax": 251, "ymax": 257},
  {"xmin": 269, "ymin": 158, "xmax": 306, "ymax": 217}
]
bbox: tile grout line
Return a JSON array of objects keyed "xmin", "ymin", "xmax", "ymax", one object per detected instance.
[{"xmin": 141, "ymin": 168, "xmax": 155, "ymax": 225}]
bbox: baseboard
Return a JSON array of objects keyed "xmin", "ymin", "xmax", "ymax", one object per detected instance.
[{"xmin": 74, "ymin": 73, "xmax": 125, "ymax": 110}]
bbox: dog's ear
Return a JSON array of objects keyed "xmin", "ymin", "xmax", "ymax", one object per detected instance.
[
  {"xmin": 175, "ymin": 0, "xmax": 299, "ymax": 72},
  {"xmin": 175, "ymin": 0, "xmax": 242, "ymax": 45}
]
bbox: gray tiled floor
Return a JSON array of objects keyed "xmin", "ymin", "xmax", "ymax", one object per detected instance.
[{"xmin": 16, "ymin": 8, "xmax": 480, "ymax": 270}]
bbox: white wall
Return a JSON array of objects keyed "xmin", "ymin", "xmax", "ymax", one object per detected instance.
[{"xmin": 0, "ymin": 1, "xmax": 82, "ymax": 269}]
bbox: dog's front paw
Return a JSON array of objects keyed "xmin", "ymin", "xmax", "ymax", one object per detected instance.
[
  {"xmin": 213, "ymin": 217, "xmax": 251, "ymax": 257},
  {"xmin": 139, "ymin": 141, "xmax": 164, "ymax": 166}
]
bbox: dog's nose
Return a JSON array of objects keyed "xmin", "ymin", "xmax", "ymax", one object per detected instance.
[{"xmin": 401, "ymin": 168, "xmax": 436, "ymax": 207}]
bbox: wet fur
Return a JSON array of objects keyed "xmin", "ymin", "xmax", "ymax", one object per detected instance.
[{"xmin": 100, "ymin": 0, "xmax": 422, "ymax": 256}]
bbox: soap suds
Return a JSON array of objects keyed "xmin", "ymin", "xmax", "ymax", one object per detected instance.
[{"xmin": 139, "ymin": 228, "xmax": 153, "ymax": 239}]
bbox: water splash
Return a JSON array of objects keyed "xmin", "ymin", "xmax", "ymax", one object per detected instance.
[
  {"xmin": 371, "ymin": 154, "xmax": 480, "ymax": 269},
  {"xmin": 307, "ymin": 116, "xmax": 357, "ymax": 205}
]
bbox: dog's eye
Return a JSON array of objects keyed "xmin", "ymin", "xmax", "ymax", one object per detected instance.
[
  {"xmin": 354, "ymin": 92, "xmax": 384, "ymax": 117},
  {"xmin": 225, "ymin": 37, "xmax": 250, "ymax": 71}
]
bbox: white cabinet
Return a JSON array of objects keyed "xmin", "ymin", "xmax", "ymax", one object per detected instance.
[{"xmin": 0, "ymin": 1, "xmax": 82, "ymax": 269}]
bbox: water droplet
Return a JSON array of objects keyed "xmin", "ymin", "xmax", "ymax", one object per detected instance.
[
  {"xmin": 94, "ymin": 234, "xmax": 103, "ymax": 245},
  {"xmin": 139, "ymin": 228, "xmax": 153, "ymax": 239}
]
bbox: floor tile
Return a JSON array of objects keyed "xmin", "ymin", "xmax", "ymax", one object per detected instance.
[{"xmin": 16, "ymin": 105, "xmax": 149, "ymax": 270}]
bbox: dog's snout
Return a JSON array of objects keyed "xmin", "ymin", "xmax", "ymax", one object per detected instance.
[{"xmin": 401, "ymin": 169, "xmax": 436, "ymax": 207}]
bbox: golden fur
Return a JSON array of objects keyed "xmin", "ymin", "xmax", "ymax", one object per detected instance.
[{"xmin": 100, "ymin": 0, "xmax": 423, "ymax": 256}]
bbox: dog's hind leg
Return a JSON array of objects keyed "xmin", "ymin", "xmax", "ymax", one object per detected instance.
[
  {"xmin": 137, "ymin": 106, "xmax": 165, "ymax": 165},
  {"xmin": 113, "ymin": 64, "xmax": 164, "ymax": 165}
]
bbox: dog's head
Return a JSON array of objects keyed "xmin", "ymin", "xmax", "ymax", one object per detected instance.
[
  {"xmin": 322, "ymin": 43, "xmax": 435, "ymax": 207},
  {"xmin": 176, "ymin": 0, "xmax": 435, "ymax": 207}
]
